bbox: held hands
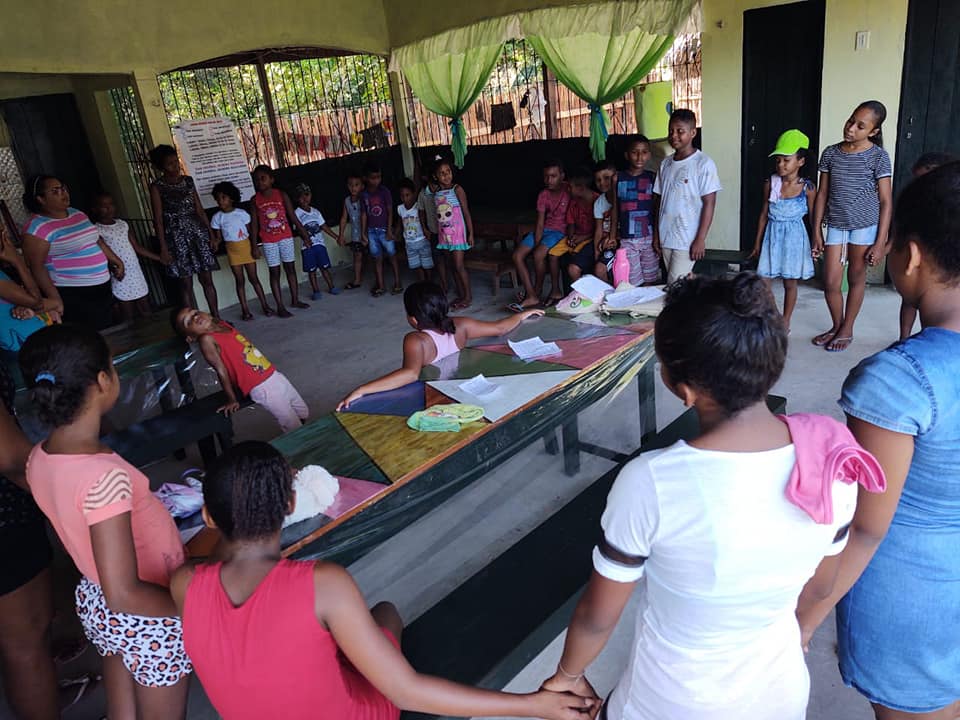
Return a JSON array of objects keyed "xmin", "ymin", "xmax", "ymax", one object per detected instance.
[
  {"xmin": 811, "ymin": 230, "xmax": 824, "ymax": 260},
  {"xmin": 160, "ymin": 247, "xmax": 173, "ymax": 266},
  {"xmin": 251, "ymin": 245, "xmax": 261, "ymax": 260},
  {"xmin": 530, "ymin": 688, "xmax": 600, "ymax": 720},
  {"xmin": 865, "ymin": 241, "xmax": 886, "ymax": 267},
  {"xmin": 109, "ymin": 259, "xmax": 126, "ymax": 281},
  {"xmin": 541, "ymin": 671, "xmax": 601, "ymax": 719}
]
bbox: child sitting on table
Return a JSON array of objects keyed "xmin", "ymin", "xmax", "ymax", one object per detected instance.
[
  {"xmin": 337, "ymin": 281, "xmax": 542, "ymax": 410},
  {"xmin": 549, "ymin": 168, "xmax": 597, "ymax": 283},
  {"xmin": 173, "ymin": 307, "xmax": 308, "ymax": 432},
  {"xmin": 171, "ymin": 441, "xmax": 595, "ymax": 720},
  {"xmin": 593, "ymin": 159, "xmax": 619, "ymax": 282}
]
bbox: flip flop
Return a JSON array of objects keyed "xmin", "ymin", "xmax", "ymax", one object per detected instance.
[
  {"xmin": 371, "ymin": 287, "xmax": 385, "ymax": 297},
  {"xmin": 826, "ymin": 336, "xmax": 853, "ymax": 352},
  {"xmin": 60, "ymin": 673, "xmax": 100, "ymax": 709},
  {"xmin": 391, "ymin": 286, "xmax": 404, "ymax": 295},
  {"xmin": 812, "ymin": 330, "xmax": 838, "ymax": 347},
  {"xmin": 345, "ymin": 282, "xmax": 361, "ymax": 290},
  {"xmin": 507, "ymin": 302, "xmax": 526, "ymax": 313}
]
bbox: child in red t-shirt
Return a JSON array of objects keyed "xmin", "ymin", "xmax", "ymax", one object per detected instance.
[
  {"xmin": 549, "ymin": 168, "xmax": 597, "ymax": 285},
  {"xmin": 174, "ymin": 307, "xmax": 308, "ymax": 432}
]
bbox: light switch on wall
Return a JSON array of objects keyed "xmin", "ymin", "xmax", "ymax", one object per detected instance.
[{"xmin": 855, "ymin": 31, "xmax": 871, "ymax": 51}]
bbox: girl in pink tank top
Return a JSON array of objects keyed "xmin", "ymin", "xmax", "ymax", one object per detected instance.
[
  {"xmin": 337, "ymin": 281, "xmax": 544, "ymax": 410},
  {"xmin": 170, "ymin": 442, "xmax": 595, "ymax": 720}
]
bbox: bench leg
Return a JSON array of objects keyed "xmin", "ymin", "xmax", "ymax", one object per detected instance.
[
  {"xmin": 639, "ymin": 362, "xmax": 657, "ymax": 448},
  {"xmin": 543, "ymin": 430, "xmax": 559, "ymax": 455},
  {"xmin": 561, "ymin": 415, "xmax": 581, "ymax": 476}
]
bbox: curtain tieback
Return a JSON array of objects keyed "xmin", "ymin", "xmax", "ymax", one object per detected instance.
[{"xmin": 588, "ymin": 103, "xmax": 609, "ymax": 140}]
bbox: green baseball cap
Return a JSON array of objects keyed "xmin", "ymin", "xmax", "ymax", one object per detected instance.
[{"xmin": 769, "ymin": 129, "xmax": 810, "ymax": 157}]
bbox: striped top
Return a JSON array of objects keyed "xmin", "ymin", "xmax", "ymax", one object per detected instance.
[
  {"xmin": 819, "ymin": 144, "xmax": 892, "ymax": 231},
  {"xmin": 23, "ymin": 209, "xmax": 110, "ymax": 287}
]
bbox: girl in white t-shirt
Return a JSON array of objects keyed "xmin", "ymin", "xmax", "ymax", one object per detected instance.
[
  {"xmin": 543, "ymin": 272, "xmax": 883, "ymax": 720},
  {"xmin": 210, "ymin": 181, "xmax": 273, "ymax": 321}
]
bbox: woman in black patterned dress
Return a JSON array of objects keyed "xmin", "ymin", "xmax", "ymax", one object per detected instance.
[{"xmin": 149, "ymin": 144, "xmax": 221, "ymax": 317}]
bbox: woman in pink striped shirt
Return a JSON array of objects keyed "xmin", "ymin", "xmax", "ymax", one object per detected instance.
[{"xmin": 21, "ymin": 175, "xmax": 124, "ymax": 331}]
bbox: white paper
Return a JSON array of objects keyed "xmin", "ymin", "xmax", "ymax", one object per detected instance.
[
  {"xmin": 173, "ymin": 117, "xmax": 256, "ymax": 207},
  {"xmin": 604, "ymin": 286, "xmax": 665, "ymax": 309},
  {"xmin": 459, "ymin": 374, "xmax": 499, "ymax": 396},
  {"xmin": 571, "ymin": 275, "xmax": 614, "ymax": 303},
  {"xmin": 508, "ymin": 336, "xmax": 562, "ymax": 360}
]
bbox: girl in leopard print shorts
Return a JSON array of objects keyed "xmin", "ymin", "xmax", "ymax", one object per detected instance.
[{"xmin": 21, "ymin": 325, "xmax": 191, "ymax": 717}]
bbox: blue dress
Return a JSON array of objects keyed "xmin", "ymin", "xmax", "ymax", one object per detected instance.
[
  {"xmin": 838, "ymin": 328, "xmax": 960, "ymax": 712},
  {"xmin": 757, "ymin": 178, "xmax": 814, "ymax": 280},
  {"xmin": 0, "ymin": 270, "xmax": 45, "ymax": 352}
]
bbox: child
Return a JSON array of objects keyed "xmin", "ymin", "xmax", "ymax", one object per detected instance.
[
  {"xmin": 20, "ymin": 325, "xmax": 191, "ymax": 718},
  {"xmin": 293, "ymin": 183, "xmax": 340, "ymax": 300},
  {"xmin": 543, "ymin": 272, "xmax": 882, "ymax": 720},
  {"xmin": 338, "ymin": 173, "xmax": 367, "ymax": 290},
  {"xmin": 653, "ymin": 109, "xmax": 722, "ymax": 284},
  {"xmin": 361, "ymin": 162, "xmax": 402, "ymax": 297},
  {"xmin": 434, "ymin": 160, "xmax": 474, "ymax": 310},
  {"xmin": 397, "ymin": 178, "xmax": 435, "ymax": 283},
  {"xmin": 418, "ymin": 161, "xmax": 447, "ymax": 292},
  {"xmin": 811, "ymin": 100, "xmax": 892, "ymax": 352},
  {"xmin": 338, "ymin": 282, "xmax": 541, "ymax": 409},
  {"xmin": 90, "ymin": 192, "xmax": 160, "ymax": 322},
  {"xmin": 750, "ymin": 129, "xmax": 817, "ymax": 330},
  {"xmin": 513, "ymin": 160, "xmax": 569, "ymax": 308},
  {"xmin": 174, "ymin": 307, "xmax": 308, "ymax": 432},
  {"xmin": 550, "ymin": 168, "xmax": 597, "ymax": 284},
  {"xmin": 149, "ymin": 144, "xmax": 220, "ymax": 317},
  {"xmin": 250, "ymin": 164, "xmax": 311, "ymax": 317},
  {"xmin": 898, "ymin": 152, "xmax": 955, "ymax": 340},
  {"xmin": 592, "ymin": 160, "xmax": 619, "ymax": 283},
  {"xmin": 615, "ymin": 135, "xmax": 658, "ymax": 285},
  {"xmin": 210, "ymin": 181, "xmax": 273, "ymax": 321},
  {"xmin": 170, "ymin": 442, "xmax": 595, "ymax": 720}
]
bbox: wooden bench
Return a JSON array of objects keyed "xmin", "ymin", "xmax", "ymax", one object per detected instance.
[
  {"xmin": 400, "ymin": 395, "xmax": 787, "ymax": 719},
  {"xmin": 693, "ymin": 249, "xmax": 755, "ymax": 277},
  {"xmin": 103, "ymin": 391, "xmax": 246, "ymax": 468},
  {"xmin": 464, "ymin": 248, "xmax": 518, "ymax": 299}
]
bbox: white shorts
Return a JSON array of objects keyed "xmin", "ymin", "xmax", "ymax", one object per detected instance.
[
  {"xmin": 661, "ymin": 247, "xmax": 696, "ymax": 284},
  {"xmin": 249, "ymin": 371, "xmax": 309, "ymax": 432},
  {"xmin": 261, "ymin": 237, "xmax": 296, "ymax": 267}
]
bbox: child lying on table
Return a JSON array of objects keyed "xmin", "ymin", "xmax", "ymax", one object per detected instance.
[
  {"xmin": 337, "ymin": 282, "xmax": 542, "ymax": 410},
  {"xmin": 173, "ymin": 307, "xmax": 308, "ymax": 432}
]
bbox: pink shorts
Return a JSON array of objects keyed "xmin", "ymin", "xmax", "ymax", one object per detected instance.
[{"xmin": 249, "ymin": 371, "xmax": 309, "ymax": 432}]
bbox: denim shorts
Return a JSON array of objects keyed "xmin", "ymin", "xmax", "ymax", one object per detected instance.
[
  {"xmin": 367, "ymin": 227, "xmax": 396, "ymax": 257},
  {"xmin": 520, "ymin": 228, "xmax": 565, "ymax": 249},
  {"xmin": 301, "ymin": 244, "xmax": 331, "ymax": 272},
  {"xmin": 825, "ymin": 225, "xmax": 878, "ymax": 246},
  {"xmin": 405, "ymin": 237, "xmax": 434, "ymax": 270},
  {"xmin": 261, "ymin": 237, "xmax": 295, "ymax": 267}
]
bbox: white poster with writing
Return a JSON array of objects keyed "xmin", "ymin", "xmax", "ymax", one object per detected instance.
[{"xmin": 172, "ymin": 117, "xmax": 255, "ymax": 208}]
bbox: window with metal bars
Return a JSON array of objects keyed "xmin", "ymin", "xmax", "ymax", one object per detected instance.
[
  {"xmin": 157, "ymin": 54, "xmax": 397, "ymax": 170},
  {"xmin": 108, "ymin": 86, "xmax": 154, "ymax": 217},
  {"xmin": 402, "ymin": 34, "xmax": 702, "ymax": 148}
]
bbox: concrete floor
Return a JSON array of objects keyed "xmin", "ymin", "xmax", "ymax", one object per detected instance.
[{"xmin": 11, "ymin": 268, "xmax": 905, "ymax": 720}]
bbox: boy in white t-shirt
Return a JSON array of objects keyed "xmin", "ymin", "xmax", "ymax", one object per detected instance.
[
  {"xmin": 397, "ymin": 178, "xmax": 435, "ymax": 282},
  {"xmin": 592, "ymin": 160, "xmax": 618, "ymax": 282},
  {"xmin": 294, "ymin": 183, "xmax": 340, "ymax": 300},
  {"xmin": 653, "ymin": 109, "xmax": 722, "ymax": 283}
]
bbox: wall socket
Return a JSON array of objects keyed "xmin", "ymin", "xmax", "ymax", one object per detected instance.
[{"xmin": 855, "ymin": 31, "xmax": 871, "ymax": 51}]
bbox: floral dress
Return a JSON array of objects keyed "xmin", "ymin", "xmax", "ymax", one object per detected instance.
[{"xmin": 152, "ymin": 175, "xmax": 218, "ymax": 278}]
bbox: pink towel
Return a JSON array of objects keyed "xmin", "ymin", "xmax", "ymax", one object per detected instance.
[{"xmin": 779, "ymin": 413, "xmax": 886, "ymax": 524}]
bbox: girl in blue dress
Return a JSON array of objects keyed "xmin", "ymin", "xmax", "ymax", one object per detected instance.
[
  {"xmin": 750, "ymin": 129, "xmax": 817, "ymax": 331},
  {"xmin": 797, "ymin": 162, "xmax": 960, "ymax": 718}
]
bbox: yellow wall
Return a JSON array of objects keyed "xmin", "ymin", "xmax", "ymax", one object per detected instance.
[
  {"xmin": 1, "ymin": 0, "xmax": 390, "ymax": 75},
  {"xmin": 701, "ymin": 0, "xmax": 908, "ymax": 250}
]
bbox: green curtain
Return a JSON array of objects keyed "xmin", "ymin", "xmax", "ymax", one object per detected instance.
[
  {"xmin": 527, "ymin": 29, "xmax": 674, "ymax": 161},
  {"xmin": 401, "ymin": 44, "xmax": 504, "ymax": 168}
]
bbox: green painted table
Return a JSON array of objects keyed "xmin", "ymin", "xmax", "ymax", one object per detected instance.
[{"xmin": 247, "ymin": 314, "xmax": 657, "ymax": 565}]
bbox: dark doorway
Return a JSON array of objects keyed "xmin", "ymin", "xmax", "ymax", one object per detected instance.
[
  {"xmin": 741, "ymin": 0, "xmax": 825, "ymax": 252},
  {"xmin": 895, "ymin": 0, "xmax": 960, "ymax": 193},
  {"xmin": 1, "ymin": 93, "xmax": 102, "ymax": 213}
]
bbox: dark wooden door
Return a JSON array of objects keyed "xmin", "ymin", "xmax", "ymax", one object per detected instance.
[
  {"xmin": 895, "ymin": 0, "xmax": 960, "ymax": 192},
  {"xmin": 0, "ymin": 93, "xmax": 102, "ymax": 212},
  {"xmin": 741, "ymin": 1, "xmax": 825, "ymax": 252}
]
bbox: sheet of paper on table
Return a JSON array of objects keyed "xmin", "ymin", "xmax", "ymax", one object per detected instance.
[
  {"xmin": 572, "ymin": 275, "xmax": 614, "ymax": 303},
  {"xmin": 508, "ymin": 336, "xmax": 562, "ymax": 360},
  {"xmin": 459, "ymin": 374, "xmax": 499, "ymax": 396},
  {"xmin": 604, "ymin": 286, "xmax": 666, "ymax": 309}
]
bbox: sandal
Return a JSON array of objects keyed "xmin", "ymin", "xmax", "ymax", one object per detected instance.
[
  {"xmin": 812, "ymin": 330, "xmax": 838, "ymax": 347},
  {"xmin": 240, "ymin": 311, "xmax": 253, "ymax": 321},
  {"xmin": 826, "ymin": 335, "xmax": 853, "ymax": 352},
  {"xmin": 345, "ymin": 282, "xmax": 361, "ymax": 290},
  {"xmin": 507, "ymin": 302, "xmax": 526, "ymax": 313},
  {"xmin": 60, "ymin": 672, "xmax": 100, "ymax": 710},
  {"xmin": 391, "ymin": 285, "xmax": 403, "ymax": 295},
  {"xmin": 371, "ymin": 287, "xmax": 385, "ymax": 297}
]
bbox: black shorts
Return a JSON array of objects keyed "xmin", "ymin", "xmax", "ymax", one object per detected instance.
[
  {"xmin": 570, "ymin": 242, "xmax": 597, "ymax": 273},
  {"xmin": 57, "ymin": 281, "xmax": 114, "ymax": 331},
  {"xmin": 0, "ymin": 516, "xmax": 52, "ymax": 596}
]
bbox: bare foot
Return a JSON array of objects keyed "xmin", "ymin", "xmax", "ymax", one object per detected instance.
[
  {"xmin": 520, "ymin": 296, "xmax": 542, "ymax": 309},
  {"xmin": 292, "ymin": 301, "xmax": 310, "ymax": 309},
  {"xmin": 240, "ymin": 311, "xmax": 253, "ymax": 321},
  {"xmin": 825, "ymin": 335, "xmax": 853, "ymax": 352},
  {"xmin": 277, "ymin": 307, "xmax": 293, "ymax": 318},
  {"xmin": 262, "ymin": 305, "xmax": 275, "ymax": 317}
]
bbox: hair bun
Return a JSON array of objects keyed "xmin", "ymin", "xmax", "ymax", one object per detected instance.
[{"xmin": 730, "ymin": 272, "xmax": 772, "ymax": 318}]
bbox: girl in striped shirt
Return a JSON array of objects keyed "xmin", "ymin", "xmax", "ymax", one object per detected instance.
[{"xmin": 811, "ymin": 101, "xmax": 893, "ymax": 352}]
